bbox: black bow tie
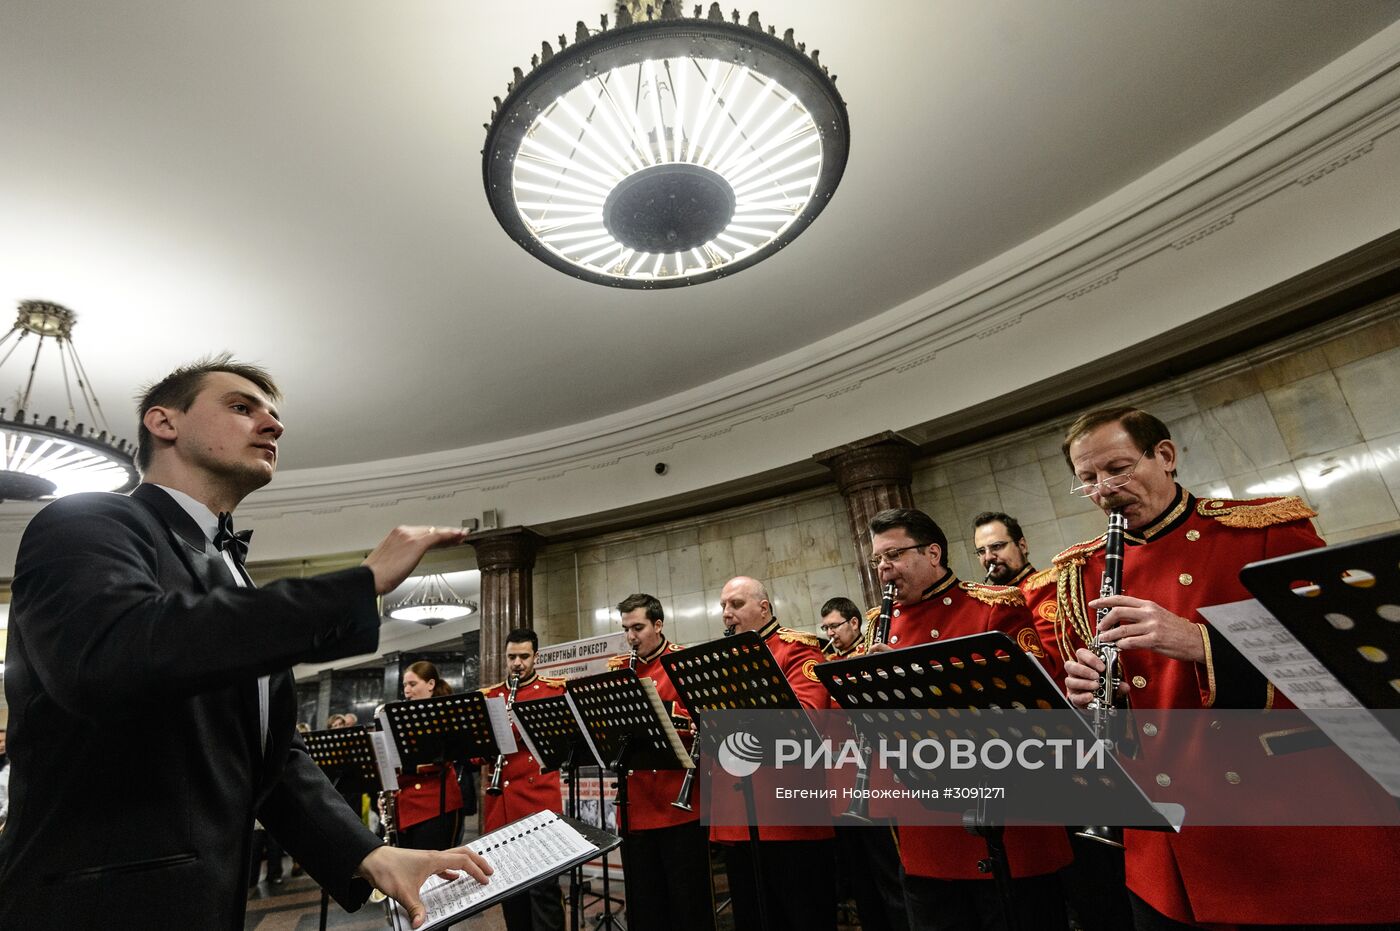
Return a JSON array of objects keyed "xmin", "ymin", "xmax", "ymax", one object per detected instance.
[{"xmin": 213, "ymin": 512, "xmax": 253, "ymax": 567}]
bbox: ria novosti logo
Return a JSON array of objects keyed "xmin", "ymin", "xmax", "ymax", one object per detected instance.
[{"xmin": 716, "ymin": 731, "xmax": 764, "ymax": 777}]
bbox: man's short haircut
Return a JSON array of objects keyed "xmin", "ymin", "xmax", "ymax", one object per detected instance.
[
  {"xmin": 505, "ymin": 627, "xmax": 539, "ymax": 652},
  {"xmin": 820, "ymin": 596, "xmax": 862, "ymax": 622},
  {"xmin": 868, "ymin": 507, "xmax": 949, "ymax": 568},
  {"xmin": 135, "ymin": 353, "xmax": 281, "ymax": 473},
  {"xmin": 973, "ymin": 511, "xmax": 1025, "ymax": 544},
  {"xmin": 1061, "ymin": 407, "xmax": 1177, "ymax": 478},
  {"xmin": 617, "ymin": 593, "xmax": 664, "ymax": 622}
]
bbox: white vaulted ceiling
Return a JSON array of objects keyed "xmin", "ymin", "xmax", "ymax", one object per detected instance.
[{"xmin": 2, "ymin": 1, "xmax": 1399, "ymax": 496}]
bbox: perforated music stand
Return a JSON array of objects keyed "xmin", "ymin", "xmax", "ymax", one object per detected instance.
[
  {"xmin": 661, "ymin": 631, "xmax": 814, "ymax": 931},
  {"xmin": 818, "ymin": 632, "xmax": 1182, "ymax": 931},
  {"xmin": 379, "ymin": 691, "xmax": 514, "ymax": 770},
  {"xmin": 566, "ymin": 669, "xmax": 692, "ymax": 930},
  {"xmin": 304, "ymin": 726, "xmax": 392, "ymax": 931},
  {"xmin": 511, "ymin": 693, "xmax": 601, "ymax": 931},
  {"xmin": 1242, "ymin": 531, "xmax": 1400, "ymax": 718}
]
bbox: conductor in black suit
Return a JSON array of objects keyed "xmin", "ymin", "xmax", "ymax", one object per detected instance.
[{"xmin": 0, "ymin": 356, "xmax": 492, "ymax": 929}]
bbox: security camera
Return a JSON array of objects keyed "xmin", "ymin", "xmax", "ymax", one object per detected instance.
[{"xmin": 654, "ymin": 462, "xmax": 668, "ymax": 475}]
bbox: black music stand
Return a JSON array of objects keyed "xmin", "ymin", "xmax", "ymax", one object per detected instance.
[
  {"xmin": 661, "ymin": 631, "xmax": 814, "ymax": 931},
  {"xmin": 818, "ymin": 632, "xmax": 1182, "ymax": 931},
  {"xmin": 566, "ymin": 669, "xmax": 693, "ymax": 931},
  {"xmin": 304, "ymin": 727, "xmax": 394, "ymax": 931},
  {"xmin": 1242, "ymin": 531, "xmax": 1400, "ymax": 716},
  {"xmin": 512, "ymin": 694, "xmax": 603, "ymax": 931}
]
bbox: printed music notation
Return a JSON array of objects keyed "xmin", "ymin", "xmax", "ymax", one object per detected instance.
[{"xmin": 1199, "ymin": 599, "xmax": 1400, "ymax": 796}]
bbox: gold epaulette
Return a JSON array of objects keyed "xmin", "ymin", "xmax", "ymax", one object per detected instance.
[
  {"xmin": 1052, "ymin": 534, "xmax": 1107, "ymax": 568},
  {"xmin": 478, "ymin": 681, "xmax": 505, "ymax": 694},
  {"xmin": 777, "ymin": 627, "xmax": 822, "ymax": 649},
  {"xmin": 539, "ymin": 675, "xmax": 568, "ymax": 688},
  {"xmin": 1197, "ymin": 495, "xmax": 1317, "ymax": 529},
  {"xmin": 864, "ymin": 605, "xmax": 881, "ymax": 622},
  {"xmin": 605, "ymin": 654, "xmax": 630, "ymax": 671},
  {"xmin": 1022, "ymin": 566, "xmax": 1057, "ymax": 590},
  {"xmin": 959, "ymin": 581, "xmax": 1026, "ymax": 608}
]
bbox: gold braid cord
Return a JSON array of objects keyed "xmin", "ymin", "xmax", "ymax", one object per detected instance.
[
  {"xmin": 1196, "ymin": 495, "xmax": 1317, "ymax": 528},
  {"xmin": 778, "ymin": 627, "xmax": 823, "ymax": 649},
  {"xmin": 1022, "ymin": 566, "xmax": 1057, "ymax": 591},
  {"xmin": 860, "ymin": 604, "xmax": 881, "ymax": 652},
  {"xmin": 1051, "ymin": 535, "xmax": 1106, "ymax": 662}
]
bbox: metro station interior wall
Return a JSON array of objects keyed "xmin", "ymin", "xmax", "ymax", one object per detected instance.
[
  {"xmin": 921, "ymin": 297, "xmax": 1400, "ymax": 584},
  {"xmin": 531, "ymin": 296, "xmax": 1400, "ymax": 648}
]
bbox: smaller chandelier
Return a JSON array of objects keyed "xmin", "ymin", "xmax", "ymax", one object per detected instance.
[
  {"xmin": 483, "ymin": 1, "xmax": 850, "ymax": 288},
  {"xmin": 0, "ymin": 301, "xmax": 137, "ymax": 501},
  {"xmin": 387, "ymin": 573, "xmax": 478, "ymax": 628}
]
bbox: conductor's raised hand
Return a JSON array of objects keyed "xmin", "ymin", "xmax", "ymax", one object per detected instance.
[
  {"xmin": 357, "ymin": 845, "xmax": 493, "ymax": 929},
  {"xmin": 362, "ymin": 526, "xmax": 469, "ymax": 595}
]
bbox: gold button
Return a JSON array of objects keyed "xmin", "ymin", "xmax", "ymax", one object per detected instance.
[
  {"xmin": 1209, "ymin": 501, "xmax": 1223, "ymax": 508},
  {"xmin": 1142, "ymin": 723, "xmax": 1158, "ymax": 737},
  {"xmin": 1186, "ymin": 530, "xmax": 1200, "ymax": 542},
  {"xmin": 890, "ymin": 635, "xmax": 900, "ymax": 645},
  {"xmin": 893, "ymin": 609, "xmax": 901, "ymax": 618},
  {"xmin": 1225, "ymin": 772, "xmax": 1241, "ymax": 785},
  {"xmin": 929, "ymin": 629, "xmax": 940, "ymax": 640},
  {"xmin": 1156, "ymin": 774, "xmax": 1172, "ymax": 787},
  {"xmin": 1132, "ymin": 675, "xmax": 1147, "ymax": 688},
  {"xmin": 943, "ymin": 597, "xmax": 952, "ymax": 605},
  {"xmin": 1179, "ymin": 573, "xmax": 1193, "ymax": 586},
  {"xmin": 414, "ymin": 783, "xmax": 422, "ymax": 790}
]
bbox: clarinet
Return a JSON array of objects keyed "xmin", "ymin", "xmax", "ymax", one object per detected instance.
[
  {"xmin": 840, "ymin": 582, "xmax": 897, "ymax": 823},
  {"xmin": 628, "ymin": 648, "xmax": 639, "ymax": 670},
  {"xmin": 983, "ymin": 563, "xmax": 997, "ymax": 583},
  {"xmin": 485, "ymin": 675, "xmax": 520, "ymax": 796},
  {"xmin": 1077, "ymin": 508, "xmax": 1128, "ymax": 848}
]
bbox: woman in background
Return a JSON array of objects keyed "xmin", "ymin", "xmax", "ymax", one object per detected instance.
[{"xmin": 394, "ymin": 661, "xmax": 465, "ymax": 850}]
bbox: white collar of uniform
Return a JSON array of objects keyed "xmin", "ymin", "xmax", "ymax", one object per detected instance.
[{"xmin": 150, "ymin": 484, "xmax": 220, "ymax": 543}]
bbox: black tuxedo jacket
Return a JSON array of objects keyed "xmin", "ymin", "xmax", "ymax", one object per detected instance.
[{"xmin": 0, "ymin": 484, "xmax": 384, "ymax": 928}]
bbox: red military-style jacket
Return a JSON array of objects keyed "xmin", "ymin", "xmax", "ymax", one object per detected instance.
[
  {"xmin": 1018, "ymin": 565, "xmax": 1064, "ymax": 687},
  {"xmin": 396, "ymin": 763, "xmax": 464, "ymax": 830},
  {"xmin": 709, "ymin": 618, "xmax": 835, "ymax": 844},
  {"xmin": 605, "ymin": 639, "xmax": 700, "ymax": 832},
  {"xmin": 1048, "ymin": 489, "xmax": 1400, "ymax": 926},
  {"xmin": 479, "ymin": 672, "xmax": 567, "ymax": 833},
  {"xmin": 867, "ymin": 571, "xmax": 1073, "ymax": 880}
]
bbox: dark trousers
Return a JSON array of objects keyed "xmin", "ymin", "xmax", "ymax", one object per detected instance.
[
  {"xmin": 902, "ymin": 871, "xmax": 1067, "ymax": 931},
  {"xmin": 398, "ymin": 808, "xmax": 462, "ymax": 852},
  {"xmin": 1059, "ymin": 830, "xmax": 1133, "ymax": 931},
  {"xmin": 835, "ymin": 822, "xmax": 909, "ymax": 931},
  {"xmin": 723, "ymin": 839, "xmax": 837, "ymax": 931},
  {"xmin": 621, "ymin": 820, "xmax": 715, "ymax": 931},
  {"xmin": 248, "ymin": 828, "xmax": 284, "ymax": 885},
  {"xmin": 501, "ymin": 878, "xmax": 566, "ymax": 931},
  {"xmin": 1129, "ymin": 891, "xmax": 1400, "ymax": 931}
]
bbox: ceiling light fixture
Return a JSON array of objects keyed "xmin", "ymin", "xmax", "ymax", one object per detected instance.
[
  {"xmin": 483, "ymin": 1, "xmax": 849, "ymax": 288},
  {"xmin": 0, "ymin": 301, "xmax": 137, "ymax": 501},
  {"xmin": 387, "ymin": 573, "xmax": 478, "ymax": 628}
]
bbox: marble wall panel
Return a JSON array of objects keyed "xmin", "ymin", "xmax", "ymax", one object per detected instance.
[
  {"xmin": 1167, "ymin": 412, "xmax": 1227, "ymax": 488},
  {"xmin": 1334, "ymin": 345, "xmax": 1400, "ymax": 440},
  {"xmin": 635, "ymin": 555, "xmax": 659, "ymax": 600},
  {"xmin": 796, "ymin": 496, "xmax": 836, "ymax": 523},
  {"xmin": 768, "ymin": 572, "xmax": 813, "ymax": 630},
  {"xmin": 1319, "ymin": 313, "xmax": 1400, "ymax": 369},
  {"xmin": 994, "ymin": 460, "xmax": 1057, "ymax": 526},
  {"xmin": 668, "ymin": 543, "xmax": 704, "ymax": 595},
  {"xmin": 667, "ymin": 528, "xmax": 699, "ymax": 550},
  {"xmin": 946, "ymin": 454, "xmax": 995, "ymax": 485},
  {"xmin": 1020, "ymin": 518, "xmax": 1068, "ymax": 573},
  {"xmin": 989, "ymin": 442, "xmax": 1039, "ymax": 472},
  {"xmin": 636, "ymin": 533, "xmax": 669, "ymax": 556},
  {"xmin": 605, "ymin": 558, "xmax": 640, "ymax": 606},
  {"xmin": 799, "ymin": 515, "xmax": 844, "ymax": 572},
  {"xmin": 648, "ymin": 551, "xmax": 673, "ymax": 598},
  {"xmin": 762, "ymin": 505, "xmax": 800, "ymax": 531},
  {"xmin": 1367, "ymin": 432, "xmax": 1400, "ymax": 512},
  {"xmin": 700, "ymin": 539, "xmax": 737, "ymax": 589},
  {"xmin": 806, "ymin": 565, "xmax": 854, "ymax": 621},
  {"xmin": 1295, "ymin": 443, "xmax": 1400, "ymax": 537},
  {"xmin": 1264, "ymin": 371, "xmax": 1364, "ymax": 459},
  {"xmin": 577, "ymin": 562, "xmax": 608, "ymax": 616},
  {"xmin": 1198, "ymin": 395, "xmax": 1293, "ymax": 473},
  {"xmin": 950, "ymin": 476, "xmax": 1004, "ymax": 538},
  {"xmin": 731, "ymin": 530, "xmax": 770, "ymax": 581},
  {"xmin": 765, "ymin": 522, "xmax": 806, "ymax": 578},
  {"xmin": 668, "ymin": 590, "xmax": 709, "ymax": 646}
]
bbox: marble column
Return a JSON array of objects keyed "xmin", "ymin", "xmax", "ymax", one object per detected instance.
[
  {"xmin": 470, "ymin": 527, "xmax": 544, "ymax": 686},
  {"xmin": 814, "ymin": 431, "xmax": 920, "ymax": 606}
]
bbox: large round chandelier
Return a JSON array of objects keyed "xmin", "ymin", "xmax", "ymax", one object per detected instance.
[
  {"xmin": 387, "ymin": 573, "xmax": 478, "ymax": 628},
  {"xmin": 0, "ymin": 301, "xmax": 137, "ymax": 501},
  {"xmin": 482, "ymin": 2, "xmax": 850, "ymax": 288}
]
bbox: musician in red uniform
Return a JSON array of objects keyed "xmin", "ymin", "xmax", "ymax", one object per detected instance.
[
  {"xmin": 865, "ymin": 508, "xmax": 1070, "ymax": 931},
  {"xmin": 1057, "ymin": 406, "xmax": 1400, "ymax": 929},
  {"xmin": 712, "ymin": 575, "xmax": 837, "ymax": 931},
  {"xmin": 394, "ymin": 661, "xmax": 465, "ymax": 850},
  {"xmin": 479, "ymin": 628, "xmax": 567, "ymax": 931},
  {"xmin": 605, "ymin": 593, "xmax": 715, "ymax": 931},
  {"xmin": 974, "ymin": 511, "xmax": 1063, "ymax": 686},
  {"xmin": 821, "ymin": 596, "xmax": 912, "ymax": 931}
]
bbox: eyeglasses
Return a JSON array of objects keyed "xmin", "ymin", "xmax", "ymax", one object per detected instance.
[
  {"xmin": 819, "ymin": 619, "xmax": 855, "ymax": 635},
  {"xmin": 973, "ymin": 540, "xmax": 1012, "ymax": 558},
  {"xmin": 867, "ymin": 542, "xmax": 927, "ymax": 569},
  {"xmin": 1068, "ymin": 450, "xmax": 1147, "ymax": 498}
]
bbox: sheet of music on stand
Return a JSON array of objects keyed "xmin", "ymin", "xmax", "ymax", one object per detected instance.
[{"xmin": 387, "ymin": 811, "xmax": 619, "ymax": 931}]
